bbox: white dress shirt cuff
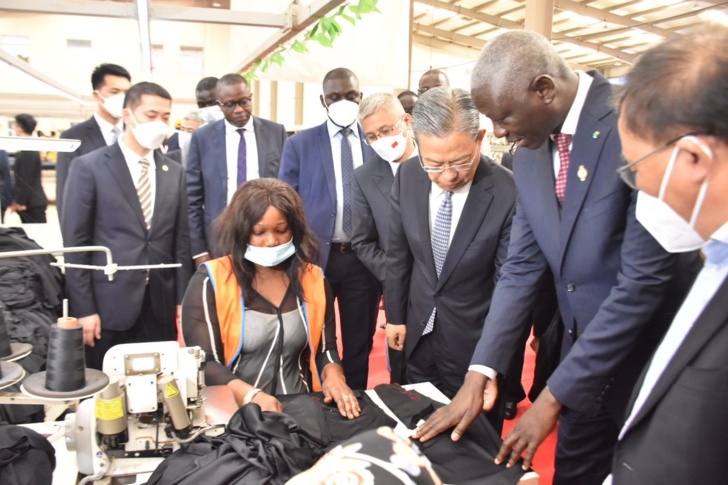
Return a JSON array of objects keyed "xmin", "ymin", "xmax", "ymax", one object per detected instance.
[{"xmin": 468, "ymin": 365, "xmax": 498, "ymax": 381}]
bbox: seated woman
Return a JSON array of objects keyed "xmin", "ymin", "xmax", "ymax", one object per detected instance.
[{"xmin": 182, "ymin": 179, "xmax": 360, "ymax": 419}]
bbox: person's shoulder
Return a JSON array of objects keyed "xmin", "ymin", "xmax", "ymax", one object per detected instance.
[
  {"xmin": 255, "ymin": 117, "xmax": 286, "ymax": 131},
  {"xmin": 288, "ymin": 122, "xmax": 325, "ymax": 143},
  {"xmin": 354, "ymin": 154, "xmax": 386, "ymax": 177}
]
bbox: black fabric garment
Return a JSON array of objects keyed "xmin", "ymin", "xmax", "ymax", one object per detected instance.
[
  {"xmin": 0, "ymin": 423, "xmax": 56, "ymax": 485},
  {"xmin": 374, "ymin": 384, "xmax": 525, "ymax": 485},
  {"xmin": 277, "ymin": 391, "xmax": 397, "ymax": 449},
  {"xmin": 146, "ymin": 403, "xmax": 325, "ymax": 485}
]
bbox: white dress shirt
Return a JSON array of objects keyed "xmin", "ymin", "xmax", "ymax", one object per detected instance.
[
  {"xmin": 93, "ymin": 113, "xmax": 122, "ymax": 146},
  {"xmin": 327, "ymin": 120, "xmax": 364, "ymax": 243},
  {"xmin": 550, "ymin": 70, "xmax": 593, "ymax": 177},
  {"xmin": 224, "ymin": 117, "xmax": 260, "ymax": 203},
  {"xmin": 428, "ymin": 179, "xmax": 472, "ymax": 248},
  {"xmin": 118, "ymin": 136, "xmax": 156, "ymax": 218}
]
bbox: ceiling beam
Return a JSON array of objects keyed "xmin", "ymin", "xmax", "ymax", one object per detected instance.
[
  {"xmin": 0, "ymin": 0, "xmax": 288, "ymax": 28},
  {"xmin": 231, "ymin": 0, "xmax": 347, "ymax": 74},
  {"xmin": 136, "ymin": 0, "xmax": 152, "ymax": 79},
  {"xmin": 0, "ymin": 48, "xmax": 86, "ymax": 104},
  {"xmin": 554, "ymin": 0, "xmax": 678, "ymax": 39}
]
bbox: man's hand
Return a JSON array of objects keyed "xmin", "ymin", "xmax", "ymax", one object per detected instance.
[
  {"xmin": 495, "ymin": 386, "xmax": 562, "ymax": 470},
  {"xmin": 194, "ymin": 254, "xmax": 211, "ymax": 268},
  {"xmin": 385, "ymin": 323, "xmax": 406, "ymax": 351},
  {"xmin": 413, "ymin": 371, "xmax": 498, "ymax": 442},
  {"xmin": 79, "ymin": 314, "xmax": 102, "ymax": 347}
]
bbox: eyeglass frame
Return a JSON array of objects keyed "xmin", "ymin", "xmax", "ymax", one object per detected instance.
[
  {"xmin": 218, "ymin": 95, "xmax": 254, "ymax": 111},
  {"xmin": 616, "ymin": 132, "xmax": 701, "ymax": 190},
  {"xmin": 363, "ymin": 116, "xmax": 405, "ymax": 145},
  {"xmin": 418, "ymin": 138, "xmax": 480, "ymax": 174}
]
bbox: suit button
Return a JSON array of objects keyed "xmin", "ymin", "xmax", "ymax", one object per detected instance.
[
  {"xmin": 566, "ymin": 284, "xmax": 575, "ymax": 292},
  {"xmin": 434, "ymin": 292, "xmax": 441, "ymax": 297}
]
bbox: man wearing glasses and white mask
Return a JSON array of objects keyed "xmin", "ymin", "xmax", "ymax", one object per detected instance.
[{"xmin": 384, "ymin": 87, "xmax": 517, "ymax": 432}]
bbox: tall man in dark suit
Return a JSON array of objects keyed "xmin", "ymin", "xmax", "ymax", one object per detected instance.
[
  {"xmin": 608, "ymin": 27, "xmax": 728, "ymax": 485},
  {"xmin": 56, "ymin": 63, "xmax": 131, "ymax": 216},
  {"xmin": 62, "ymin": 82, "xmax": 191, "ymax": 370},
  {"xmin": 12, "ymin": 114, "xmax": 48, "ymax": 223},
  {"xmin": 187, "ymin": 73, "xmax": 287, "ymax": 266},
  {"xmin": 414, "ymin": 31, "xmax": 697, "ymax": 485},
  {"xmin": 352, "ymin": 93, "xmax": 417, "ymax": 385},
  {"xmin": 385, "ymin": 87, "xmax": 516, "ymax": 432},
  {"xmin": 279, "ymin": 68, "xmax": 381, "ymax": 390}
]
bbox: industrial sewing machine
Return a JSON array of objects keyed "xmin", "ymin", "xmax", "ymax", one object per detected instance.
[{"xmin": 64, "ymin": 342, "xmax": 229, "ymax": 482}]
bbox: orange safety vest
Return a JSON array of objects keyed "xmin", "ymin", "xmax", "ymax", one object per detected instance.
[{"xmin": 203, "ymin": 257, "xmax": 327, "ymax": 391}]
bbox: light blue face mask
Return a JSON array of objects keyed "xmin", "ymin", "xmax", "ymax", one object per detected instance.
[{"xmin": 244, "ymin": 238, "xmax": 296, "ymax": 267}]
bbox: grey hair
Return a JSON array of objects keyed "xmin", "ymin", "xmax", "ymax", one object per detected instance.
[
  {"xmin": 471, "ymin": 31, "xmax": 571, "ymax": 99},
  {"xmin": 357, "ymin": 93, "xmax": 404, "ymax": 123},
  {"xmin": 412, "ymin": 87, "xmax": 480, "ymax": 140},
  {"xmin": 182, "ymin": 111, "xmax": 204, "ymax": 123}
]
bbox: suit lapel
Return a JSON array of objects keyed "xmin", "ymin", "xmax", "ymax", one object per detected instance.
[
  {"xmin": 253, "ymin": 117, "xmax": 267, "ymax": 176},
  {"xmin": 436, "ymin": 159, "xmax": 494, "ymax": 290},
  {"xmin": 150, "ymin": 152, "xmax": 174, "ymax": 237},
  {"xmin": 213, "ymin": 120, "xmax": 228, "ymax": 198},
  {"xmin": 104, "ymin": 144, "xmax": 147, "ymax": 231},
  {"xmin": 372, "ymin": 156, "xmax": 394, "ymax": 201},
  {"xmin": 626, "ymin": 276, "xmax": 728, "ymax": 434},
  {"xmin": 414, "ymin": 167, "xmax": 438, "ymax": 288},
  {"xmin": 88, "ymin": 118, "xmax": 109, "ymax": 150},
  {"xmin": 317, "ymin": 123, "xmax": 337, "ymax": 207}
]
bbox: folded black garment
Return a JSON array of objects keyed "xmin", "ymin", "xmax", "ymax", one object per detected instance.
[
  {"xmin": 278, "ymin": 391, "xmax": 397, "ymax": 449},
  {"xmin": 0, "ymin": 423, "xmax": 56, "ymax": 485},
  {"xmin": 146, "ymin": 403, "xmax": 324, "ymax": 485},
  {"xmin": 374, "ymin": 384, "xmax": 526, "ymax": 485}
]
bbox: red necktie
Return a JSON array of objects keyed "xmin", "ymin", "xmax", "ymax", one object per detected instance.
[{"xmin": 555, "ymin": 133, "xmax": 572, "ymax": 204}]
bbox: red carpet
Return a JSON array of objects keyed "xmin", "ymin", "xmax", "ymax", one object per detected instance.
[{"xmin": 358, "ymin": 310, "xmax": 557, "ymax": 484}]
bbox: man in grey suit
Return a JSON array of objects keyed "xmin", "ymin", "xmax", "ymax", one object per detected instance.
[
  {"xmin": 384, "ymin": 87, "xmax": 517, "ymax": 431},
  {"xmin": 187, "ymin": 73, "xmax": 287, "ymax": 267},
  {"xmin": 352, "ymin": 93, "xmax": 417, "ymax": 384},
  {"xmin": 56, "ymin": 63, "xmax": 131, "ymax": 216},
  {"xmin": 62, "ymin": 82, "xmax": 191, "ymax": 370}
]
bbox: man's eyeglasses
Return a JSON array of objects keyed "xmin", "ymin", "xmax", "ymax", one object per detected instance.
[
  {"xmin": 419, "ymin": 146, "xmax": 477, "ymax": 174},
  {"xmin": 364, "ymin": 117, "xmax": 404, "ymax": 145},
  {"xmin": 218, "ymin": 96, "xmax": 253, "ymax": 111},
  {"xmin": 616, "ymin": 133, "xmax": 700, "ymax": 189}
]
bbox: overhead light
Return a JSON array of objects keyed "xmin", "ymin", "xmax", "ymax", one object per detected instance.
[
  {"xmin": 561, "ymin": 11, "xmax": 600, "ymax": 26},
  {"xmin": 212, "ymin": 2, "xmax": 221, "ymax": 7},
  {"xmin": 699, "ymin": 10, "xmax": 728, "ymax": 27}
]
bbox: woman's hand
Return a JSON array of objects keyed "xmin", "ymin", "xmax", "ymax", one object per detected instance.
[
  {"xmin": 250, "ymin": 391, "xmax": 284, "ymax": 412},
  {"xmin": 321, "ymin": 364, "xmax": 361, "ymax": 420}
]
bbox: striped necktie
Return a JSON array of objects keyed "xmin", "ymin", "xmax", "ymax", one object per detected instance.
[
  {"xmin": 423, "ymin": 190, "xmax": 453, "ymax": 335},
  {"xmin": 137, "ymin": 158, "xmax": 152, "ymax": 230}
]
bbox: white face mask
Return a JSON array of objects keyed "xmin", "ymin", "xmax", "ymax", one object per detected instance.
[
  {"xmin": 178, "ymin": 131, "xmax": 192, "ymax": 153},
  {"xmin": 97, "ymin": 92, "xmax": 125, "ymax": 119},
  {"xmin": 128, "ymin": 112, "xmax": 169, "ymax": 150},
  {"xmin": 635, "ymin": 143, "xmax": 709, "ymax": 253},
  {"xmin": 325, "ymin": 99, "xmax": 359, "ymax": 128},
  {"xmin": 244, "ymin": 238, "xmax": 296, "ymax": 267},
  {"xmin": 371, "ymin": 124, "xmax": 408, "ymax": 163},
  {"xmin": 198, "ymin": 105, "xmax": 224, "ymax": 124}
]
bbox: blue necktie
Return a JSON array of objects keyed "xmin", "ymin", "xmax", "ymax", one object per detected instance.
[
  {"xmin": 340, "ymin": 127, "xmax": 354, "ymax": 237},
  {"xmin": 236, "ymin": 128, "xmax": 247, "ymax": 186},
  {"xmin": 424, "ymin": 190, "xmax": 453, "ymax": 335}
]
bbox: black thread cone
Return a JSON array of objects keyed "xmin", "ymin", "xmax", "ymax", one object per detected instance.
[{"xmin": 45, "ymin": 325, "xmax": 86, "ymax": 392}]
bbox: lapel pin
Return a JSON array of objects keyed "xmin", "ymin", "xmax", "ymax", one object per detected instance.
[
  {"xmin": 162, "ymin": 165, "xmax": 169, "ymax": 172},
  {"xmin": 578, "ymin": 165, "xmax": 588, "ymax": 182},
  {"xmin": 592, "ymin": 131, "xmax": 600, "ymax": 139}
]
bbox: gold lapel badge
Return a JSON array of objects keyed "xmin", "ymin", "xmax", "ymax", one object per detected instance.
[
  {"xmin": 578, "ymin": 165, "xmax": 588, "ymax": 182},
  {"xmin": 162, "ymin": 165, "xmax": 169, "ymax": 172}
]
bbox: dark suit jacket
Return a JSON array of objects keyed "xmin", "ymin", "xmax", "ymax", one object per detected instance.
[
  {"xmin": 279, "ymin": 121, "xmax": 375, "ymax": 266},
  {"xmin": 166, "ymin": 132, "xmax": 180, "ymax": 152},
  {"xmin": 612, "ymin": 276, "xmax": 728, "ymax": 484},
  {"xmin": 61, "ymin": 144, "xmax": 192, "ymax": 332},
  {"xmin": 186, "ymin": 117, "xmax": 287, "ymax": 256},
  {"xmin": 352, "ymin": 155, "xmax": 413, "ymax": 285},
  {"xmin": 13, "ymin": 151, "xmax": 48, "ymax": 208},
  {"xmin": 469, "ymin": 72, "xmax": 695, "ymax": 416},
  {"xmin": 56, "ymin": 116, "xmax": 108, "ymax": 215},
  {"xmin": 385, "ymin": 155, "xmax": 516, "ymax": 367}
]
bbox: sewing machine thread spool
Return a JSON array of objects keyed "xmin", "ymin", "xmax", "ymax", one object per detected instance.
[
  {"xmin": 45, "ymin": 324, "xmax": 87, "ymax": 392},
  {"xmin": 0, "ymin": 305, "xmax": 28, "ymax": 390}
]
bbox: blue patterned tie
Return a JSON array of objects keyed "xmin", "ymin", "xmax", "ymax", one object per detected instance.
[
  {"xmin": 423, "ymin": 190, "xmax": 453, "ymax": 335},
  {"xmin": 236, "ymin": 128, "xmax": 247, "ymax": 186},
  {"xmin": 340, "ymin": 127, "xmax": 354, "ymax": 237}
]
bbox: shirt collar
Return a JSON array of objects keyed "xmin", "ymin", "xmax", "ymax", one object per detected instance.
[
  {"xmin": 703, "ymin": 221, "xmax": 728, "ymax": 266},
  {"xmin": 224, "ymin": 116, "xmax": 254, "ymax": 134},
  {"xmin": 118, "ymin": 135, "xmax": 154, "ymax": 167},
  {"xmin": 555, "ymin": 70, "xmax": 593, "ymax": 138},
  {"xmin": 327, "ymin": 119, "xmax": 360, "ymax": 140},
  {"xmin": 93, "ymin": 112, "xmax": 121, "ymax": 134}
]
